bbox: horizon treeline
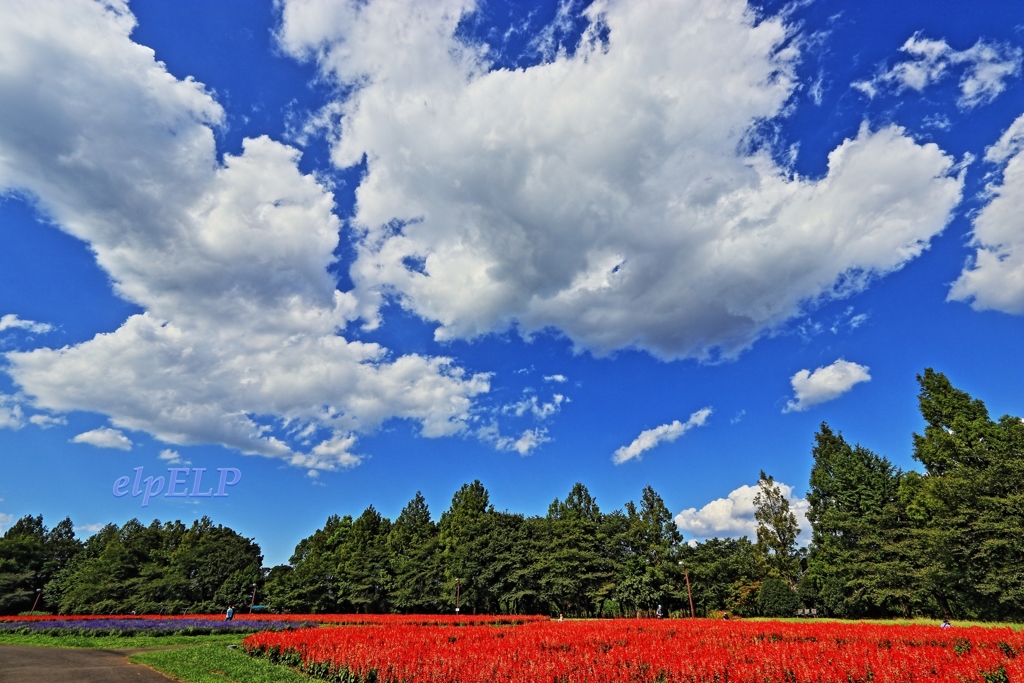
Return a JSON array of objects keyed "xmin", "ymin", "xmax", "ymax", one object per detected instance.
[{"xmin": 2, "ymin": 369, "xmax": 1021, "ymax": 621}]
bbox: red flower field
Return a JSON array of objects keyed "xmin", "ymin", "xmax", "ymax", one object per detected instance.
[{"xmin": 244, "ymin": 618, "xmax": 1024, "ymax": 683}]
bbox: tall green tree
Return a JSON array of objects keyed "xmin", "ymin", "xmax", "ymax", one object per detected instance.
[
  {"xmin": 0, "ymin": 515, "xmax": 50, "ymax": 614},
  {"xmin": 490, "ymin": 514, "xmax": 546, "ymax": 615},
  {"xmin": 614, "ymin": 486, "xmax": 684, "ymax": 616},
  {"xmin": 336, "ymin": 506, "xmax": 391, "ymax": 613},
  {"xmin": 387, "ymin": 492, "xmax": 441, "ymax": 613},
  {"xmin": 439, "ymin": 481, "xmax": 495, "ymax": 613},
  {"xmin": 907, "ymin": 368, "xmax": 1024, "ymax": 620},
  {"xmin": 536, "ymin": 483, "xmax": 612, "ymax": 616},
  {"xmin": 753, "ymin": 471, "xmax": 800, "ymax": 585},
  {"xmin": 169, "ymin": 517, "xmax": 263, "ymax": 612},
  {"xmin": 804, "ymin": 424, "xmax": 915, "ymax": 617},
  {"xmin": 272, "ymin": 514, "xmax": 352, "ymax": 613}
]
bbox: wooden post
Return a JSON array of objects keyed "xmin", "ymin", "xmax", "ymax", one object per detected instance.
[{"xmin": 685, "ymin": 571, "xmax": 695, "ymax": 618}]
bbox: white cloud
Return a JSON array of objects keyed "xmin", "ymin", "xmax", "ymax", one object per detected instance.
[
  {"xmin": 306, "ymin": 434, "xmax": 361, "ymax": 469},
  {"xmin": 0, "ymin": 314, "xmax": 52, "ymax": 334},
  {"xmin": 71, "ymin": 427, "xmax": 133, "ymax": 450},
  {"xmin": 0, "ymin": 0, "xmax": 490, "ymax": 472},
  {"xmin": 0, "ymin": 395, "xmax": 24, "ymax": 430},
  {"xmin": 278, "ymin": 0, "xmax": 963, "ymax": 361},
  {"xmin": 0, "ymin": 512, "xmax": 13, "ymax": 534},
  {"xmin": 613, "ymin": 407, "xmax": 712, "ymax": 465},
  {"xmin": 949, "ymin": 113, "xmax": 1024, "ymax": 314},
  {"xmin": 28, "ymin": 414, "xmax": 66, "ymax": 429},
  {"xmin": 543, "ymin": 374, "xmax": 568, "ymax": 383},
  {"xmin": 478, "ymin": 423, "xmax": 550, "ymax": 456},
  {"xmin": 504, "ymin": 393, "xmax": 567, "ymax": 420},
  {"xmin": 783, "ymin": 359, "xmax": 871, "ymax": 413},
  {"xmin": 73, "ymin": 522, "xmax": 106, "ymax": 536},
  {"xmin": 502, "ymin": 428, "xmax": 550, "ymax": 456},
  {"xmin": 854, "ymin": 34, "xmax": 1022, "ymax": 109},
  {"xmin": 674, "ymin": 481, "xmax": 810, "ymax": 545},
  {"xmin": 158, "ymin": 449, "xmax": 190, "ymax": 465}
]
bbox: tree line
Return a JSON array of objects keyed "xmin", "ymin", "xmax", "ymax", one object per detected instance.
[{"xmin": 2, "ymin": 369, "xmax": 1020, "ymax": 620}]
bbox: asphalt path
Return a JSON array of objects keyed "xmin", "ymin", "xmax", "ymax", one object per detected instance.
[{"xmin": 0, "ymin": 645, "xmax": 176, "ymax": 683}]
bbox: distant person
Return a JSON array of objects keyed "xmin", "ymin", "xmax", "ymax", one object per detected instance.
[
  {"xmin": 941, "ymin": 619, "xmax": 951, "ymax": 629},
  {"xmin": 656, "ymin": 604, "xmax": 663, "ymax": 619},
  {"xmin": 558, "ymin": 613, "xmax": 564, "ymax": 622},
  {"xmin": 226, "ymin": 605, "xmax": 234, "ymax": 621}
]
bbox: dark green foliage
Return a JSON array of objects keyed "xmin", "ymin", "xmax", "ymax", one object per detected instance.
[
  {"xmin": 906, "ymin": 369, "xmax": 1024, "ymax": 620},
  {"xmin": 803, "ymin": 369, "xmax": 1024, "ymax": 622},
  {"xmin": 260, "ymin": 480, "xmax": 696, "ymax": 617},
  {"xmin": 803, "ymin": 425, "xmax": 915, "ymax": 617},
  {"xmin": 438, "ymin": 480, "xmax": 496, "ymax": 614},
  {"xmin": 680, "ymin": 537, "xmax": 764, "ymax": 617},
  {"xmin": 43, "ymin": 515, "xmax": 261, "ymax": 615},
  {"xmin": 536, "ymin": 483, "xmax": 614, "ymax": 616},
  {"xmin": 387, "ymin": 492, "xmax": 442, "ymax": 613},
  {"xmin": 757, "ymin": 576, "xmax": 799, "ymax": 617},
  {"xmin": 613, "ymin": 486, "xmax": 685, "ymax": 616},
  {"xmin": 0, "ymin": 515, "xmax": 82, "ymax": 614},
  {"xmin": 336, "ymin": 506, "xmax": 391, "ymax": 613}
]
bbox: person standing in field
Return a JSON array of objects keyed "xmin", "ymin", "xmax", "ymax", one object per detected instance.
[{"xmin": 226, "ymin": 605, "xmax": 234, "ymax": 621}]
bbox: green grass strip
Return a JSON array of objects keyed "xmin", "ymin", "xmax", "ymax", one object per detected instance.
[
  {"xmin": 0, "ymin": 632, "xmax": 243, "ymax": 648},
  {"xmin": 130, "ymin": 643, "xmax": 311, "ymax": 683}
]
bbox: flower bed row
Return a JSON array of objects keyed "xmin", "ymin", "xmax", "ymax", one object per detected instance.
[
  {"xmin": 0, "ymin": 617, "xmax": 315, "ymax": 637},
  {"xmin": 244, "ymin": 619, "xmax": 1024, "ymax": 683}
]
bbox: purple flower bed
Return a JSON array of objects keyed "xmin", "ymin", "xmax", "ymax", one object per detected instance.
[{"xmin": 0, "ymin": 618, "xmax": 316, "ymax": 637}]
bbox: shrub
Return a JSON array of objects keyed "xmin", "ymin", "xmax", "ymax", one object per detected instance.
[{"xmin": 757, "ymin": 577, "xmax": 799, "ymax": 618}]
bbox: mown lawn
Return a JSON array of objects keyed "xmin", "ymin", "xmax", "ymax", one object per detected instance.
[
  {"xmin": 130, "ymin": 643, "xmax": 311, "ymax": 683},
  {"xmin": 0, "ymin": 632, "xmax": 310, "ymax": 682}
]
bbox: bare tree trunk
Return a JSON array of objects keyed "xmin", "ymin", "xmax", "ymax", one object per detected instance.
[{"xmin": 933, "ymin": 591, "xmax": 953, "ymax": 621}]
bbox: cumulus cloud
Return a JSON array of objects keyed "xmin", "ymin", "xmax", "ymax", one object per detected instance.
[
  {"xmin": 854, "ymin": 34, "xmax": 1022, "ymax": 109},
  {"xmin": 28, "ymin": 414, "xmax": 66, "ymax": 428},
  {"xmin": 504, "ymin": 393, "xmax": 567, "ymax": 420},
  {"xmin": 158, "ymin": 449, "xmax": 190, "ymax": 465},
  {"xmin": 783, "ymin": 359, "xmax": 871, "ymax": 413},
  {"xmin": 71, "ymin": 427, "xmax": 133, "ymax": 450},
  {"xmin": 0, "ymin": 314, "xmax": 52, "ymax": 334},
  {"xmin": 674, "ymin": 481, "xmax": 810, "ymax": 544},
  {"xmin": 948, "ymin": 113, "xmax": 1024, "ymax": 314},
  {"xmin": 543, "ymin": 374, "xmax": 568, "ymax": 383},
  {"xmin": 306, "ymin": 434, "xmax": 361, "ymax": 469},
  {"xmin": 73, "ymin": 522, "xmax": 106, "ymax": 536},
  {"xmin": 0, "ymin": 0, "xmax": 489, "ymax": 471},
  {"xmin": 501, "ymin": 428, "xmax": 550, "ymax": 456},
  {"xmin": 613, "ymin": 407, "xmax": 712, "ymax": 465},
  {"xmin": 278, "ymin": 0, "xmax": 963, "ymax": 360},
  {"xmin": 478, "ymin": 423, "xmax": 550, "ymax": 456},
  {"xmin": 0, "ymin": 395, "xmax": 24, "ymax": 430}
]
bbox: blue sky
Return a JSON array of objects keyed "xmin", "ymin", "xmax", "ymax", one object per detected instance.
[{"xmin": 1, "ymin": 0, "xmax": 1022, "ymax": 567}]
